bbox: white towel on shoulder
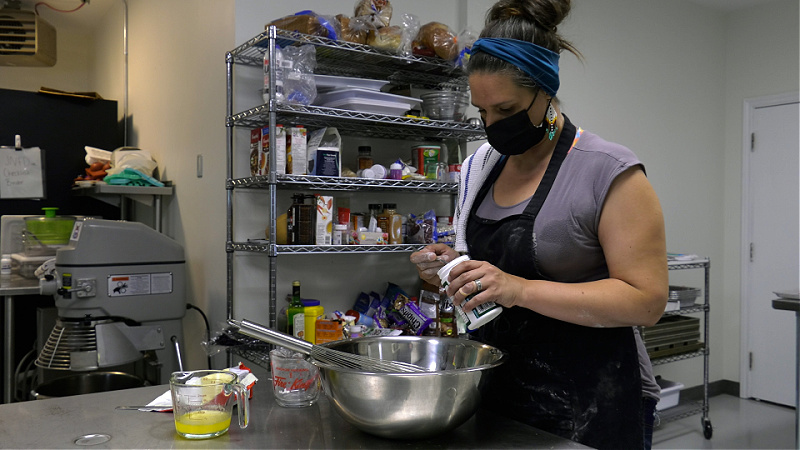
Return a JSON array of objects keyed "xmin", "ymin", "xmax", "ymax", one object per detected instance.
[{"xmin": 454, "ymin": 143, "xmax": 502, "ymax": 252}]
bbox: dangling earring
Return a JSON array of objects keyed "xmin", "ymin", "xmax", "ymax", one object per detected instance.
[{"xmin": 545, "ymin": 99, "xmax": 558, "ymax": 141}]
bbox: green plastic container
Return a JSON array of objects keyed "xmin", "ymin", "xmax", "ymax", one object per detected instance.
[{"xmin": 24, "ymin": 207, "xmax": 76, "ymax": 245}]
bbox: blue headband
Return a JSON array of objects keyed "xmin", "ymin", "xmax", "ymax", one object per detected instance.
[{"xmin": 470, "ymin": 38, "xmax": 560, "ymax": 97}]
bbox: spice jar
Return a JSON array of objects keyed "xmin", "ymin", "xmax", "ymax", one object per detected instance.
[{"xmin": 357, "ymin": 146, "xmax": 373, "ymax": 170}]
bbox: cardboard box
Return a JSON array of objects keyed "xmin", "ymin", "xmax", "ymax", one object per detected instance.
[
  {"xmin": 315, "ymin": 319, "xmax": 344, "ymax": 344},
  {"xmin": 309, "ymin": 147, "xmax": 341, "ymax": 176},
  {"xmin": 287, "ymin": 126, "xmax": 307, "ymax": 175},
  {"xmin": 307, "ymin": 127, "xmax": 341, "ymax": 176},
  {"xmin": 412, "ymin": 145, "xmax": 440, "ymax": 178},
  {"xmin": 315, "ymin": 194, "xmax": 333, "ymax": 245},
  {"xmin": 251, "ymin": 125, "xmax": 286, "ymax": 175}
]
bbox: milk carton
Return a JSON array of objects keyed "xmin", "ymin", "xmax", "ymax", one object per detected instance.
[{"xmin": 315, "ymin": 194, "xmax": 333, "ymax": 245}]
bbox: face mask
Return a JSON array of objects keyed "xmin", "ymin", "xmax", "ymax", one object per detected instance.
[{"xmin": 484, "ymin": 93, "xmax": 548, "ymax": 156}]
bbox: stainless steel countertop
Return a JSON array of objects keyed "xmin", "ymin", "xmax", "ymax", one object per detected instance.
[
  {"xmin": 0, "ymin": 370, "xmax": 588, "ymax": 449},
  {"xmin": 0, "ymin": 273, "xmax": 40, "ymax": 295}
]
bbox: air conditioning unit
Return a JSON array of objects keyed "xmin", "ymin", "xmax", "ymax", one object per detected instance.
[{"xmin": 0, "ymin": 8, "xmax": 56, "ymax": 67}]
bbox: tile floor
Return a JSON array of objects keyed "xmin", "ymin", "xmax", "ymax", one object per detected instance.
[{"xmin": 653, "ymin": 394, "xmax": 796, "ymax": 449}]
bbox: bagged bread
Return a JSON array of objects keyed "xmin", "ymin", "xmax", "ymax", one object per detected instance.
[
  {"xmin": 367, "ymin": 25, "xmax": 403, "ymax": 52},
  {"xmin": 416, "ymin": 21, "xmax": 458, "ymax": 61},
  {"xmin": 266, "ymin": 10, "xmax": 340, "ymax": 40},
  {"xmin": 354, "ymin": 0, "xmax": 392, "ymax": 28},
  {"xmin": 336, "ymin": 14, "xmax": 368, "ymax": 44}
]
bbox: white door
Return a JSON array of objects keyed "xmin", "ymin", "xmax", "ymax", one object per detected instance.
[{"xmin": 742, "ymin": 94, "xmax": 800, "ymax": 406}]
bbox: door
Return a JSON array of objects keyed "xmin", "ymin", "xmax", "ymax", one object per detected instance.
[{"xmin": 742, "ymin": 94, "xmax": 800, "ymax": 406}]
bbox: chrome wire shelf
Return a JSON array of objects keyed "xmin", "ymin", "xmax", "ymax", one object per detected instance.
[
  {"xmin": 229, "ymin": 241, "xmax": 427, "ymax": 255},
  {"xmin": 228, "ymin": 28, "xmax": 465, "ymax": 87},
  {"xmin": 656, "ymin": 400, "xmax": 706, "ymax": 425},
  {"xmin": 663, "ymin": 304, "xmax": 708, "ymax": 316},
  {"xmin": 228, "ymin": 103, "xmax": 485, "ymax": 141},
  {"xmin": 668, "ymin": 258, "xmax": 710, "ymax": 270},
  {"xmin": 650, "ymin": 348, "xmax": 706, "ymax": 366},
  {"xmin": 228, "ymin": 174, "xmax": 457, "ymax": 193}
]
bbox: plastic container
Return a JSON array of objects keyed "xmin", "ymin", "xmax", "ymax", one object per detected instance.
[
  {"xmin": 24, "ymin": 207, "xmax": 75, "ymax": 246},
  {"xmin": 420, "ymin": 91, "xmax": 469, "ymax": 121},
  {"xmin": 302, "ymin": 300, "xmax": 325, "ymax": 344},
  {"xmin": 437, "ymin": 255, "xmax": 503, "ymax": 331},
  {"xmin": 315, "ymin": 88, "xmax": 420, "ymax": 116},
  {"xmin": 656, "ymin": 378, "xmax": 684, "ymax": 411},
  {"xmin": 0, "ymin": 254, "xmax": 11, "ymax": 277}
]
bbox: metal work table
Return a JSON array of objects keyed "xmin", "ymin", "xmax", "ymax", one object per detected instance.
[
  {"xmin": 1, "ymin": 274, "xmax": 40, "ymax": 404},
  {"xmin": 0, "ymin": 370, "xmax": 588, "ymax": 449},
  {"xmin": 772, "ymin": 296, "xmax": 800, "ymax": 449}
]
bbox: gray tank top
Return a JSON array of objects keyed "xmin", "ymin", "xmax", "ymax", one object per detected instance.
[{"xmin": 475, "ymin": 129, "xmax": 660, "ymax": 400}]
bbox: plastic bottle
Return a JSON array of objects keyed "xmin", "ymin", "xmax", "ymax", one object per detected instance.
[
  {"xmin": 287, "ymin": 281, "xmax": 305, "ymax": 338},
  {"xmin": 389, "ymin": 162, "xmax": 403, "ymax": 180},
  {"xmin": 437, "ymin": 255, "xmax": 503, "ymax": 331},
  {"xmin": 1, "ymin": 254, "xmax": 11, "ymax": 278},
  {"xmin": 379, "ymin": 203, "xmax": 402, "ymax": 244},
  {"xmin": 302, "ymin": 299, "xmax": 324, "ymax": 344},
  {"xmin": 367, "ymin": 204, "xmax": 382, "ymax": 232}
]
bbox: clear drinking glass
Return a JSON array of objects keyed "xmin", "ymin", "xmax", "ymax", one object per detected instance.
[
  {"xmin": 169, "ymin": 370, "xmax": 249, "ymax": 439},
  {"xmin": 269, "ymin": 347, "xmax": 320, "ymax": 407}
]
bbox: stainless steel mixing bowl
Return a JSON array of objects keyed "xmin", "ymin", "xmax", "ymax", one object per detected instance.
[{"xmin": 316, "ymin": 336, "xmax": 506, "ymax": 439}]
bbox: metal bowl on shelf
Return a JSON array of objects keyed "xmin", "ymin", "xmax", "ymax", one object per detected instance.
[{"xmin": 316, "ymin": 336, "xmax": 506, "ymax": 440}]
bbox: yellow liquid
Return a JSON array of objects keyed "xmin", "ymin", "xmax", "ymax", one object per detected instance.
[{"xmin": 174, "ymin": 410, "xmax": 231, "ymax": 438}]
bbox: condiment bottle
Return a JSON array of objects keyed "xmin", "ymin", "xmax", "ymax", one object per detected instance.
[
  {"xmin": 302, "ymin": 299, "xmax": 324, "ymax": 344},
  {"xmin": 379, "ymin": 203, "xmax": 402, "ymax": 244},
  {"xmin": 287, "ymin": 280, "xmax": 305, "ymax": 338},
  {"xmin": 357, "ymin": 146, "xmax": 373, "ymax": 170},
  {"xmin": 437, "ymin": 255, "xmax": 503, "ymax": 331}
]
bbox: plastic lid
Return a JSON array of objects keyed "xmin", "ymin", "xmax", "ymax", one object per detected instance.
[
  {"xmin": 42, "ymin": 207, "xmax": 59, "ymax": 218},
  {"xmin": 437, "ymin": 255, "xmax": 471, "ymax": 284},
  {"xmin": 358, "ymin": 146, "xmax": 371, "ymax": 154},
  {"xmin": 302, "ymin": 299, "xmax": 320, "ymax": 306},
  {"xmin": 370, "ymin": 164, "xmax": 387, "ymax": 179},
  {"xmin": 382, "ymin": 203, "xmax": 396, "ymax": 209},
  {"xmin": 390, "ymin": 163, "xmax": 402, "ymax": 170}
]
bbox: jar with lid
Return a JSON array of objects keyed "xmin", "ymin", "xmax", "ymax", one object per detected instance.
[
  {"xmin": 437, "ymin": 255, "xmax": 503, "ymax": 331},
  {"xmin": 1, "ymin": 254, "xmax": 11, "ymax": 277},
  {"xmin": 357, "ymin": 146, "xmax": 373, "ymax": 170}
]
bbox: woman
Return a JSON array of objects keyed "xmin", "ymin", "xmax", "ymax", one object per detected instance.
[{"xmin": 410, "ymin": 1, "xmax": 667, "ymax": 448}]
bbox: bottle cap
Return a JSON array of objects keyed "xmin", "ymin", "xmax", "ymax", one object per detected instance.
[{"xmin": 301, "ymin": 299, "xmax": 320, "ymax": 306}]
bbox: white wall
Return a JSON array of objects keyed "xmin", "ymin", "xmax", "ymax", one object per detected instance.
[
  {"xmin": 1, "ymin": 0, "xmax": 797, "ymax": 385},
  {"xmin": 721, "ymin": 0, "xmax": 799, "ymax": 384}
]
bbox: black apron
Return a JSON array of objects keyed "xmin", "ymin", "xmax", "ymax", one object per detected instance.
[{"xmin": 468, "ymin": 118, "xmax": 643, "ymax": 449}]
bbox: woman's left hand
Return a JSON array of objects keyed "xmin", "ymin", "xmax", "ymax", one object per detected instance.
[{"xmin": 445, "ymin": 258, "xmax": 524, "ymax": 312}]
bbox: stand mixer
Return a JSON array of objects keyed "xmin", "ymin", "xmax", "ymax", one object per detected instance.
[{"xmin": 37, "ymin": 218, "xmax": 186, "ymax": 386}]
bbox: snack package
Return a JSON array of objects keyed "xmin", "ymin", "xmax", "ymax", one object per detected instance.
[
  {"xmin": 416, "ymin": 21, "xmax": 458, "ymax": 61},
  {"xmin": 266, "ymin": 10, "xmax": 340, "ymax": 40},
  {"xmin": 406, "ymin": 210, "xmax": 437, "ymax": 244},
  {"xmin": 354, "ymin": 0, "xmax": 392, "ymax": 28}
]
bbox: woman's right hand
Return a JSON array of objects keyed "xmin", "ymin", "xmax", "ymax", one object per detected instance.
[{"xmin": 409, "ymin": 244, "xmax": 459, "ymax": 285}]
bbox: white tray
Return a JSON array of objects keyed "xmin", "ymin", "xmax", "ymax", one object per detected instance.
[
  {"xmin": 313, "ymin": 75, "xmax": 388, "ymax": 92},
  {"xmin": 316, "ymin": 88, "xmax": 420, "ymax": 116}
]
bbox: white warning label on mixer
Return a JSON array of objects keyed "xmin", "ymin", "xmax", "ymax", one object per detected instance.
[{"xmin": 107, "ymin": 272, "xmax": 173, "ymax": 297}]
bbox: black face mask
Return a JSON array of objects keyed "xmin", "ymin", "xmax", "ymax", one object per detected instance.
[{"xmin": 484, "ymin": 93, "xmax": 548, "ymax": 156}]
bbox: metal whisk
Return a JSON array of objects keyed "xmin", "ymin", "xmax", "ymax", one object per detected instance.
[{"xmin": 228, "ymin": 319, "xmax": 429, "ymax": 373}]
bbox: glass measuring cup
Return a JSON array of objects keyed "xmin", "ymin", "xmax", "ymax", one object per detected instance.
[{"xmin": 169, "ymin": 370, "xmax": 249, "ymax": 439}]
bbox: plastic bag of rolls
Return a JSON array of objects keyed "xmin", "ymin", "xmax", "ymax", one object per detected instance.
[
  {"xmin": 266, "ymin": 10, "xmax": 340, "ymax": 40},
  {"xmin": 414, "ymin": 22, "xmax": 458, "ymax": 61}
]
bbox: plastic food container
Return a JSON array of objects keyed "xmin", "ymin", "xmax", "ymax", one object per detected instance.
[
  {"xmin": 315, "ymin": 88, "xmax": 420, "ymax": 116},
  {"xmin": 656, "ymin": 378, "xmax": 684, "ymax": 410},
  {"xmin": 420, "ymin": 90, "xmax": 470, "ymax": 121}
]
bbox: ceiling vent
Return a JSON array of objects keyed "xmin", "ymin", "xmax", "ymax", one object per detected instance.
[{"xmin": 0, "ymin": 7, "xmax": 56, "ymax": 67}]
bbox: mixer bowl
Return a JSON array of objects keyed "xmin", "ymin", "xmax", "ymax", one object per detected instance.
[{"xmin": 316, "ymin": 336, "xmax": 506, "ymax": 439}]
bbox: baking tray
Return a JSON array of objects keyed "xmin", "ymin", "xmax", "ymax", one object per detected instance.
[{"xmin": 314, "ymin": 74, "xmax": 388, "ymax": 92}]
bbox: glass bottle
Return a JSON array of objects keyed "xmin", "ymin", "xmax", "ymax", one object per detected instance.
[
  {"xmin": 357, "ymin": 146, "xmax": 373, "ymax": 170},
  {"xmin": 287, "ymin": 280, "xmax": 305, "ymax": 338}
]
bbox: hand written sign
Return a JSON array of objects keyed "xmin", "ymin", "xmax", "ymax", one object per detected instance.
[{"xmin": 0, "ymin": 147, "xmax": 45, "ymax": 199}]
